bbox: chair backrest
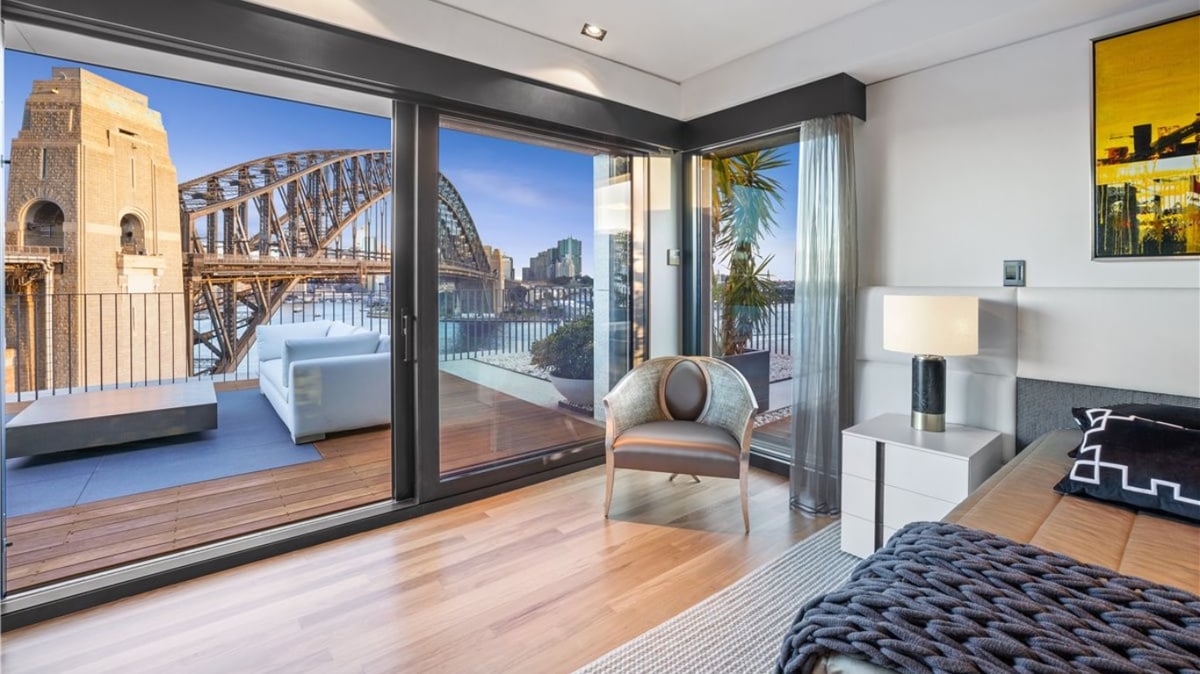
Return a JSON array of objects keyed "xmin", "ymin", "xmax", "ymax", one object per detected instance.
[{"xmin": 660, "ymin": 358, "xmax": 709, "ymax": 421}]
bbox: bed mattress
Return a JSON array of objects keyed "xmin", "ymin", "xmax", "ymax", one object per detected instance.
[{"xmin": 945, "ymin": 428, "xmax": 1200, "ymax": 594}]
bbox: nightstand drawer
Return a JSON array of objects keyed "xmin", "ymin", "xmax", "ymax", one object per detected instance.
[
  {"xmin": 883, "ymin": 443, "xmax": 969, "ymax": 502},
  {"xmin": 840, "ymin": 473, "xmax": 875, "ymax": 520},
  {"xmin": 840, "ymin": 514, "xmax": 876, "ymax": 558},
  {"xmin": 842, "ymin": 434, "xmax": 876, "ymax": 480},
  {"xmin": 882, "ymin": 485, "xmax": 955, "ymax": 529}
]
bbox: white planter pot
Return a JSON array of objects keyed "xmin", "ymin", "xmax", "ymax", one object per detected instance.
[{"xmin": 549, "ymin": 375, "xmax": 594, "ymax": 407}]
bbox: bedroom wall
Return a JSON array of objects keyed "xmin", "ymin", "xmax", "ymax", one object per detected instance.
[
  {"xmin": 855, "ymin": 1, "xmax": 1200, "ymax": 408},
  {"xmin": 856, "ymin": 0, "xmax": 1199, "ymax": 290}
]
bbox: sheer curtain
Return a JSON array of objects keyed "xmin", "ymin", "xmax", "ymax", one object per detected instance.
[{"xmin": 789, "ymin": 114, "xmax": 857, "ymax": 514}]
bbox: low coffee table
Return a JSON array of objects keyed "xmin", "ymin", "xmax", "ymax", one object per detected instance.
[{"xmin": 6, "ymin": 381, "xmax": 218, "ymax": 458}]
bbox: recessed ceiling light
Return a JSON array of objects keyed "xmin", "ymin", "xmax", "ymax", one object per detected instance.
[{"xmin": 580, "ymin": 23, "xmax": 607, "ymax": 41}]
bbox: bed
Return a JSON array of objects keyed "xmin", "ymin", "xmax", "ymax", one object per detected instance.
[{"xmin": 777, "ymin": 401, "xmax": 1200, "ymax": 673}]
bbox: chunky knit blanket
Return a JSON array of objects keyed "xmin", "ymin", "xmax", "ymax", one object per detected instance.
[{"xmin": 776, "ymin": 522, "xmax": 1200, "ymax": 674}]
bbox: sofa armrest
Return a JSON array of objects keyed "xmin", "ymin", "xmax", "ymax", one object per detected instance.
[{"xmin": 289, "ymin": 352, "xmax": 391, "ymax": 438}]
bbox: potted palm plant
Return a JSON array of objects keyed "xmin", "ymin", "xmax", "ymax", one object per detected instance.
[
  {"xmin": 711, "ymin": 149, "xmax": 787, "ymax": 412},
  {"xmin": 531, "ymin": 314, "xmax": 594, "ymax": 407}
]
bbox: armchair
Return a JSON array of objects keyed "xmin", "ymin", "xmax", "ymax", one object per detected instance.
[{"xmin": 602, "ymin": 356, "xmax": 758, "ymax": 533}]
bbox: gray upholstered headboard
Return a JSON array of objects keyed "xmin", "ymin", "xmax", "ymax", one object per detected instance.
[{"xmin": 1016, "ymin": 378, "xmax": 1200, "ymax": 449}]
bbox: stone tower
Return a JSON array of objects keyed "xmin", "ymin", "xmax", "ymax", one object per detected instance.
[{"xmin": 5, "ymin": 67, "xmax": 187, "ymax": 390}]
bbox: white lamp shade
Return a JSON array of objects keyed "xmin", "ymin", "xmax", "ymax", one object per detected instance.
[{"xmin": 882, "ymin": 295, "xmax": 979, "ymax": 356}]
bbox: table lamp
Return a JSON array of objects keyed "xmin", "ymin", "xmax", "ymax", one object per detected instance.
[{"xmin": 882, "ymin": 295, "xmax": 979, "ymax": 432}]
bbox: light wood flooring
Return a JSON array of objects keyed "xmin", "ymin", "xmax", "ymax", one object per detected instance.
[
  {"xmin": 4, "ymin": 373, "xmax": 603, "ymax": 591},
  {"xmin": 1, "ymin": 464, "xmax": 831, "ymax": 673}
]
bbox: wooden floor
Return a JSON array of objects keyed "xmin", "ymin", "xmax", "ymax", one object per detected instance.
[
  {"xmin": 1, "ymin": 465, "xmax": 832, "ymax": 673},
  {"xmin": 4, "ymin": 373, "xmax": 602, "ymax": 592}
]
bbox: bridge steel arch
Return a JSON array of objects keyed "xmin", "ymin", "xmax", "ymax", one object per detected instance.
[{"xmin": 182, "ymin": 148, "xmax": 496, "ymax": 375}]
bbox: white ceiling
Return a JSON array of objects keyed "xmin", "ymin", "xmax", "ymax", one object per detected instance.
[
  {"xmin": 244, "ymin": 0, "xmax": 1195, "ymax": 120},
  {"xmin": 430, "ymin": 0, "xmax": 891, "ymax": 83}
]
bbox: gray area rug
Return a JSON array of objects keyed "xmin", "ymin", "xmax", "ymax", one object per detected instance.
[
  {"xmin": 575, "ymin": 523, "xmax": 857, "ymax": 674},
  {"xmin": 5, "ymin": 388, "xmax": 321, "ymax": 516}
]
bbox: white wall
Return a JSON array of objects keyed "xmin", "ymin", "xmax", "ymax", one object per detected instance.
[
  {"xmin": 856, "ymin": 2, "xmax": 1200, "ymax": 289},
  {"xmin": 855, "ymin": 3, "xmax": 1200, "ymax": 403}
]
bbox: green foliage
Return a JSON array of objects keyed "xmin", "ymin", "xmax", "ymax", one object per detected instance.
[
  {"xmin": 531, "ymin": 314, "xmax": 594, "ymax": 379},
  {"xmin": 711, "ymin": 149, "xmax": 788, "ymax": 356}
]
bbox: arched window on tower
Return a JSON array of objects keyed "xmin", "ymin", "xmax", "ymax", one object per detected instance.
[
  {"xmin": 120, "ymin": 213, "xmax": 146, "ymax": 255},
  {"xmin": 23, "ymin": 200, "xmax": 65, "ymax": 248}
]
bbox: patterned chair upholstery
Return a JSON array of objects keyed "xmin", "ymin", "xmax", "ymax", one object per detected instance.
[{"xmin": 602, "ymin": 356, "xmax": 758, "ymax": 533}]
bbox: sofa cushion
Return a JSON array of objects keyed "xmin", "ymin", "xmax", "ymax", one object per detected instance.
[
  {"xmin": 282, "ymin": 332, "xmax": 379, "ymax": 387},
  {"xmin": 259, "ymin": 358, "xmax": 285, "ymax": 398},
  {"xmin": 326, "ymin": 321, "xmax": 365, "ymax": 337},
  {"xmin": 612, "ymin": 420, "xmax": 741, "ymax": 478},
  {"xmin": 257, "ymin": 321, "xmax": 332, "ymax": 361}
]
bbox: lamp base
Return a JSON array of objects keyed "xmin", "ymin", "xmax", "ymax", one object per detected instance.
[
  {"xmin": 911, "ymin": 354, "xmax": 947, "ymax": 432},
  {"xmin": 911, "ymin": 410, "xmax": 945, "ymax": 432}
]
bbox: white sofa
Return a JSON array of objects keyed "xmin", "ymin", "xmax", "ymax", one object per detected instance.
[{"xmin": 256, "ymin": 320, "xmax": 391, "ymax": 443}]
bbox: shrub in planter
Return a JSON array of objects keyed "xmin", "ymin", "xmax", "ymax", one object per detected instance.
[{"xmin": 531, "ymin": 314, "xmax": 594, "ymax": 380}]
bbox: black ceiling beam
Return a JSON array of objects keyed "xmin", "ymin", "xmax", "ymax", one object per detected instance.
[{"xmin": 682, "ymin": 74, "xmax": 866, "ymax": 151}]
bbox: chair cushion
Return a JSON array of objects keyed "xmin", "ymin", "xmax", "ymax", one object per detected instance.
[
  {"xmin": 612, "ymin": 420, "xmax": 741, "ymax": 478},
  {"xmin": 663, "ymin": 359, "xmax": 707, "ymax": 420}
]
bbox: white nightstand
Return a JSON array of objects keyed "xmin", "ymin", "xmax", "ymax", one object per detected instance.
[{"xmin": 840, "ymin": 413, "xmax": 1003, "ymax": 558}]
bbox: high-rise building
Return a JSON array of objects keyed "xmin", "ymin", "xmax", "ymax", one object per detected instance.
[
  {"xmin": 524, "ymin": 236, "xmax": 583, "ymax": 282},
  {"xmin": 557, "ymin": 237, "xmax": 582, "ymax": 276}
]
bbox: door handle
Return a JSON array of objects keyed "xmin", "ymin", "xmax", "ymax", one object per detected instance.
[{"xmin": 400, "ymin": 311, "xmax": 416, "ymax": 363}]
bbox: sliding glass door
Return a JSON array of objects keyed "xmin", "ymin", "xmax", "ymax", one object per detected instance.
[
  {"xmin": 418, "ymin": 118, "xmax": 644, "ymax": 498},
  {"xmin": 2, "ymin": 50, "xmax": 397, "ymax": 593},
  {"xmin": 694, "ymin": 135, "xmax": 799, "ymax": 457}
]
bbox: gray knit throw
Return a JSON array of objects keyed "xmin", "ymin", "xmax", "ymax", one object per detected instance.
[{"xmin": 776, "ymin": 522, "xmax": 1200, "ymax": 674}]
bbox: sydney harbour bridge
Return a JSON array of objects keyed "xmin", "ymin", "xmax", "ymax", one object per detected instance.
[{"xmin": 182, "ymin": 149, "xmax": 496, "ymax": 374}]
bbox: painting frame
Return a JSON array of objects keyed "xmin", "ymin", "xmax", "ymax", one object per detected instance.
[{"xmin": 1091, "ymin": 12, "xmax": 1200, "ymax": 260}]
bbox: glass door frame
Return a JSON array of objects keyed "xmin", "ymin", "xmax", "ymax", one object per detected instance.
[
  {"xmin": 411, "ymin": 108, "xmax": 652, "ymax": 502},
  {"xmin": 683, "ymin": 130, "xmax": 801, "ymax": 467}
]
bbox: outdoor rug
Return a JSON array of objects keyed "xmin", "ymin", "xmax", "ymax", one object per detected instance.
[
  {"xmin": 574, "ymin": 523, "xmax": 857, "ymax": 674},
  {"xmin": 5, "ymin": 388, "xmax": 322, "ymax": 516}
]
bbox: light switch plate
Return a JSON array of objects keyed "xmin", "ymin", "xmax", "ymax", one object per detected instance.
[{"xmin": 1003, "ymin": 260, "xmax": 1025, "ymax": 286}]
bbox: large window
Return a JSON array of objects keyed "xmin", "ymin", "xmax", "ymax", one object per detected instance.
[{"xmin": 2, "ymin": 51, "xmax": 394, "ymax": 591}]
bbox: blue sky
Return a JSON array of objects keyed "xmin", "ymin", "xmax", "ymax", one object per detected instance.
[{"xmin": 4, "ymin": 50, "xmax": 798, "ymax": 281}]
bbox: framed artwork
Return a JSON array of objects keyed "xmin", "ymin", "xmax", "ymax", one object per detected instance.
[{"xmin": 1093, "ymin": 13, "xmax": 1199, "ymax": 259}]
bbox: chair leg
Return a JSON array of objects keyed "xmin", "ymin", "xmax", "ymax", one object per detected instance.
[
  {"xmin": 604, "ymin": 461, "xmax": 615, "ymax": 518},
  {"xmin": 740, "ymin": 469, "xmax": 750, "ymax": 534}
]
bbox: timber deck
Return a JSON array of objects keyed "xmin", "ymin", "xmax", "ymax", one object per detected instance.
[{"xmin": 4, "ymin": 372, "xmax": 603, "ymax": 591}]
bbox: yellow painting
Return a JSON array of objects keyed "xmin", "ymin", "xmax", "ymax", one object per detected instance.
[{"xmin": 1093, "ymin": 14, "xmax": 1200, "ymax": 258}]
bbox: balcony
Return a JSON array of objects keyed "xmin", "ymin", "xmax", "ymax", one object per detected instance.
[{"xmin": 3, "ymin": 288, "xmax": 605, "ymax": 591}]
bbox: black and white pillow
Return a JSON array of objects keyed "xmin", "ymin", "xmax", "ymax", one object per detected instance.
[
  {"xmin": 1055, "ymin": 411, "xmax": 1200, "ymax": 523},
  {"xmin": 1068, "ymin": 403, "xmax": 1200, "ymax": 457},
  {"xmin": 1071, "ymin": 403, "xmax": 1200, "ymax": 433}
]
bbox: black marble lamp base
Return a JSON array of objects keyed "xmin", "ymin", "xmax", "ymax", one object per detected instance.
[{"xmin": 911, "ymin": 355, "xmax": 946, "ymax": 432}]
